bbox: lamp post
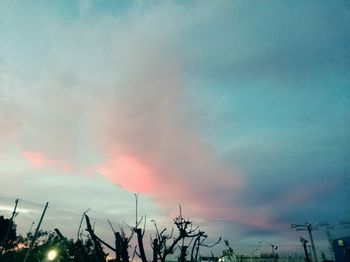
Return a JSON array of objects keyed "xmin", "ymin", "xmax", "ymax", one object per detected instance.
[
  {"xmin": 291, "ymin": 223, "xmax": 318, "ymax": 262},
  {"xmin": 300, "ymin": 237, "xmax": 311, "ymax": 262},
  {"xmin": 258, "ymin": 240, "xmax": 278, "ymax": 260}
]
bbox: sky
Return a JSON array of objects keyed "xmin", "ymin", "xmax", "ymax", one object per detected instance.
[{"xmin": 0, "ymin": 0, "xmax": 349, "ymax": 258}]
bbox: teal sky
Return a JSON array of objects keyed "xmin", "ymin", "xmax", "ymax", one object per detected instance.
[{"xmin": 0, "ymin": 0, "xmax": 349, "ymax": 258}]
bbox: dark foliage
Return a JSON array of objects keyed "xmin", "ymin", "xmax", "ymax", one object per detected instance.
[{"xmin": 0, "ymin": 215, "xmax": 17, "ymax": 251}]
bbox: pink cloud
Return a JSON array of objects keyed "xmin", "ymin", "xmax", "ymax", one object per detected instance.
[
  {"xmin": 97, "ymin": 155, "xmax": 157, "ymax": 193},
  {"xmin": 21, "ymin": 149, "xmax": 74, "ymax": 174},
  {"xmin": 95, "ymin": 147, "xmax": 246, "ymax": 224},
  {"xmin": 21, "ymin": 150, "xmax": 53, "ymax": 168},
  {"xmin": 84, "ymin": 25, "xmax": 250, "ymax": 225}
]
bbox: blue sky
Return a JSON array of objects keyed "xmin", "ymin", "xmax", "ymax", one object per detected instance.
[{"xmin": 0, "ymin": 0, "xmax": 349, "ymax": 258}]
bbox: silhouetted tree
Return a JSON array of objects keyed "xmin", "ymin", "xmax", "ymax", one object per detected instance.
[
  {"xmin": 108, "ymin": 223, "xmax": 133, "ymax": 262},
  {"xmin": 0, "ymin": 215, "xmax": 17, "ymax": 252},
  {"xmin": 84, "ymin": 214, "xmax": 109, "ymax": 262},
  {"xmin": 150, "ymin": 206, "xmax": 221, "ymax": 262},
  {"xmin": 0, "ymin": 198, "xmax": 222, "ymax": 262}
]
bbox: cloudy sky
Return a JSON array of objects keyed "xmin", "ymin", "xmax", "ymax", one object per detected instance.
[{"xmin": 0, "ymin": 0, "xmax": 349, "ymax": 257}]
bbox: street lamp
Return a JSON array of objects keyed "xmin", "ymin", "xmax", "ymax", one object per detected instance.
[
  {"xmin": 259, "ymin": 241, "xmax": 278, "ymax": 262},
  {"xmin": 258, "ymin": 241, "xmax": 278, "ymax": 256},
  {"xmin": 291, "ymin": 223, "xmax": 318, "ymax": 262},
  {"xmin": 47, "ymin": 249, "xmax": 58, "ymax": 261},
  {"xmin": 300, "ymin": 237, "xmax": 311, "ymax": 262}
]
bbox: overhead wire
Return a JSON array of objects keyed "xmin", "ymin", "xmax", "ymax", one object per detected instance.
[{"xmin": 0, "ymin": 195, "xmax": 122, "ymax": 225}]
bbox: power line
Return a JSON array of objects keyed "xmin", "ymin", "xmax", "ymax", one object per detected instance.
[{"xmin": 0, "ymin": 195, "xmax": 122, "ymax": 225}]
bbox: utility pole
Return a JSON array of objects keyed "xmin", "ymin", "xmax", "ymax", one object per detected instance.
[
  {"xmin": 23, "ymin": 202, "xmax": 49, "ymax": 262},
  {"xmin": 291, "ymin": 223, "xmax": 318, "ymax": 262},
  {"xmin": 28, "ymin": 222, "xmax": 35, "ymax": 234},
  {"xmin": 307, "ymin": 224, "xmax": 318, "ymax": 262},
  {"xmin": 135, "ymin": 193, "xmax": 138, "ymax": 229}
]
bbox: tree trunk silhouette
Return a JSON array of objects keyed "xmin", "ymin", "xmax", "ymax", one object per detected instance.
[
  {"xmin": 85, "ymin": 214, "xmax": 105, "ymax": 262},
  {"xmin": 135, "ymin": 228, "xmax": 148, "ymax": 262}
]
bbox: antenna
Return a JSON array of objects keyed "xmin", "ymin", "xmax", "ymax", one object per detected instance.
[{"xmin": 135, "ymin": 193, "xmax": 139, "ymax": 228}]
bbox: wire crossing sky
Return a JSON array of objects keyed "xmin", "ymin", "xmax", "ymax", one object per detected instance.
[{"xmin": 0, "ymin": 0, "xmax": 349, "ymax": 250}]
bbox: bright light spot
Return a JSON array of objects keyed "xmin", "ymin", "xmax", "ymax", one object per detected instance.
[{"xmin": 47, "ymin": 249, "xmax": 58, "ymax": 261}]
